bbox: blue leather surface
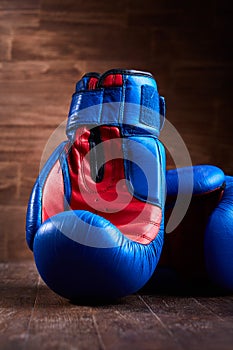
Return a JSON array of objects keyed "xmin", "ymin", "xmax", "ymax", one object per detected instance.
[
  {"xmin": 166, "ymin": 165, "xmax": 225, "ymax": 196},
  {"xmin": 26, "ymin": 141, "xmax": 70, "ymax": 251},
  {"xmin": 123, "ymin": 136, "xmax": 165, "ymax": 206},
  {"xmin": 164, "ymin": 165, "xmax": 233, "ymax": 292},
  {"xmin": 67, "ymin": 69, "xmax": 165, "ymax": 141},
  {"xmin": 33, "ymin": 209, "xmax": 164, "ymax": 300},
  {"xmin": 205, "ymin": 175, "xmax": 233, "ymax": 291},
  {"xmin": 59, "ymin": 147, "xmax": 72, "ymax": 209}
]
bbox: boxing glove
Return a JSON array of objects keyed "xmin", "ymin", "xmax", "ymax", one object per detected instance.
[
  {"xmin": 155, "ymin": 165, "xmax": 233, "ymax": 292},
  {"xmin": 26, "ymin": 69, "xmax": 166, "ymax": 300}
]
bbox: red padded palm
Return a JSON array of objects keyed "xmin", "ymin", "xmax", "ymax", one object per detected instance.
[{"xmin": 67, "ymin": 125, "xmax": 161, "ymax": 244}]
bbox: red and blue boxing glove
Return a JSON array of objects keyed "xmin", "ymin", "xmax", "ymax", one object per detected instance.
[{"xmin": 26, "ymin": 69, "xmax": 166, "ymax": 300}]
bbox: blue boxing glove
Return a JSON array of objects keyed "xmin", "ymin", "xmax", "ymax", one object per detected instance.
[
  {"xmin": 157, "ymin": 165, "xmax": 233, "ymax": 291},
  {"xmin": 205, "ymin": 174, "xmax": 233, "ymax": 290},
  {"xmin": 26, "ymin": 69, "xmax": 166, "ymax": 300}
]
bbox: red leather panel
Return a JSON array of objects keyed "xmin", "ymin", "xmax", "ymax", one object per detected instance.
[
  {"xmin": 68, "ymin": 126, "xmax": 161, "ymax": 244},
  {"xmin": 42, "ymin": 160, "xmax": 64, "ymax": 222},
  {"xmin": 101, "ymin": 74, "xmax": 123, "ymax": 87},
  {"xmin": 88, "ymin": 77, "xmax": 99, "ymax": 90}
]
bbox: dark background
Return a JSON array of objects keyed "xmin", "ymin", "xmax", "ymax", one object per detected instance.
[{"xmin": 0, "ymin": 0, "xmax": 232, "ymax": 261}]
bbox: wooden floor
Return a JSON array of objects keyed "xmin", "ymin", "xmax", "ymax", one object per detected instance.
[{"xmin": 1, "ymin": 261, "xmax": 233, "ymax": 350}]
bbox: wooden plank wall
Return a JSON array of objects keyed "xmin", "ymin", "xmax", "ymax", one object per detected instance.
[{"xmin": 0, "ymin": 0, "xmax": 232, "ymax": 261}]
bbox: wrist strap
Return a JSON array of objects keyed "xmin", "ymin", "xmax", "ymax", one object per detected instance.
[{"xmin": 66, "ymin": 70, "xmax": 165, "ymax": 140}]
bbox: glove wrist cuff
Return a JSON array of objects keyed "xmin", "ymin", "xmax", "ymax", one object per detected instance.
[{"xmin": 66, "ymin": 69, "xmax": 165, "ymax": 140}]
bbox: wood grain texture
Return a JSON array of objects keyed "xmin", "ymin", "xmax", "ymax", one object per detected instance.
[
  {"xmin": 0, "ymin": 207, "xmax": 31, "ymax": 261},
  {"xmin": 0, "ymin": 0, "xmax": 232, "ymax": 261},
  {"xmin": 1, "ymin": 262, "xmax": 233, "ymax": 350}
]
